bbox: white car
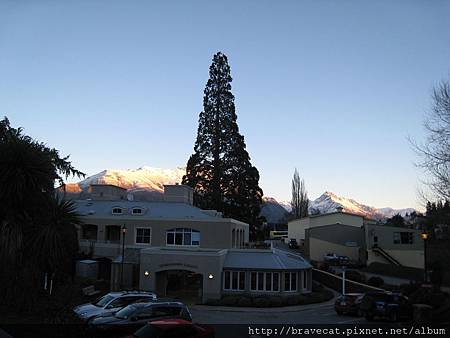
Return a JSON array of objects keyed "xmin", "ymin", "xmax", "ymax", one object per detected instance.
[
  {"xmin": 73, "ymin": 291, "xmax": 157, "ymax": 321},
  {"xmin": 324, "ymin": 253, "xmax": 339, "ymax": 261}
]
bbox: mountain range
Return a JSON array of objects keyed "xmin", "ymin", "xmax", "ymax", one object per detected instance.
[{"xmin": 64, "ymin": 166, "xmax": 415, "ymax": 222}]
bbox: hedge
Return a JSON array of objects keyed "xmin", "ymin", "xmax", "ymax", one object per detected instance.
[{"xmin": 205, "ymin": 290, "xmax": 333, "ymax": 307}]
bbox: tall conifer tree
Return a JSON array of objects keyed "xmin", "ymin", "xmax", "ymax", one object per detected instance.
[{"xmin": 183, "ymin": 52, "xmax": 263, "ymax": 230}]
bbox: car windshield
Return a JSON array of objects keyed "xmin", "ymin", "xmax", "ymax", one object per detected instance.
[
  {"xmin": 92, "ymin": 295, "xmax": 115, "ymax": 307},
  {"xmin": 114, "ymin": 305, "xmax": 137, "ymax": 319}
]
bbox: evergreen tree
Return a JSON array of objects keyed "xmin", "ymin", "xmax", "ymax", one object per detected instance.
[{"xmin": 183, "ymin": 52, "xmax": 263, "ymax": 231}]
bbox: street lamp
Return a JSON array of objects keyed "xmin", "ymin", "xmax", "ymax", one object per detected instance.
[
  {"xmin": 421, "ymin": 230, "xmax": 428, "ymax": 283},
  {"xmin": 120, "ymin": 225, "xmax": 127, "ymax": 289}
]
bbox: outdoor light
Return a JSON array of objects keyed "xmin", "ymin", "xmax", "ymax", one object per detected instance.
[
  {"xmin": 122, "ymin": 225, "xmax": 127, "ymax": 234},
  {"xmin": 208, "ymin": 273, "xmax": 214, "ymax": 279},
  {"xmin": 421, "ymin": 230, "xmax": 429, "ymax": 283},
  {"xmin": 144, "ymin": 271, "xmax": 149, "ymax": 277}
]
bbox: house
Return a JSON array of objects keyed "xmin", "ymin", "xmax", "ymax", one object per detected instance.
[
  {"xmin": 74, "ymin": 184, "xmax": 312, "ymax": 302},
  {"xmin": 288, "ymin": 209, "xmax": 424, "ymax": 269}
]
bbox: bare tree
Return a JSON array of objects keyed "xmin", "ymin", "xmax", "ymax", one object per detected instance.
[
  {"xmin": 411, "ymin": 80, "xmax": 450, "ymax": 200},
  {"xmin": 291, "ymin": 168, "xmax": 309, "ymax": 219}
]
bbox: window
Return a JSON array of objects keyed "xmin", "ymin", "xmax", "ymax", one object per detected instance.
[
  {"xmin": 250, "ymin": 272, "xmax": 280, "ymax": 292},
  {"xmin": 166, "ymin": 228, "xmax": 200, "ymax": 246},
  {"xmin": 284, "ymin": 272, "xmax": 297, "ymax": 292},
  {"xmin": 393, "ymin": 232, "xmax": 413, "ymax": 244},
  {"xmin": 106, "ymin": 225, "xmax": 121, "ymax": 242},
  {"xmin": 81, "ymin": 224, "xmax": 98, "ymax": 240},
  {"xmin": 132, "ymin": 207, "xmax": 143, "ymax": 215},
  {"xmin": 223, "ymin": 270, "xmax": 245, "ymax": 291},
  {"xmin": 112, "ymin": 207, "xmax": 123, "ymax": 215},
  {"xmin": 108, "ymin": 296, "xmax": 137, "ymax": 309},
  {"xmin": 136, "ymin": 228, "xmax": 151, "ymax": 244},
  {"xmin": 302, "ymin": 270, "xmax": 308, "ymax": 290},
  {"xmin": 151, "ymin": 306, "xmax": 182, "ymax": 318}
]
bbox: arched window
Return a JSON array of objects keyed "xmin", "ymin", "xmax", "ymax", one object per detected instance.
[
  {"xmin": 166, "ymin": 228, "xmax": 200, "ymax": 246},
  {"xmin": 111, "ymin": 207, "xmax": 123, "ymax": 215},
  {"xmin": 132, "ymin": 207, "xmax": 143, "ymax": 215}
]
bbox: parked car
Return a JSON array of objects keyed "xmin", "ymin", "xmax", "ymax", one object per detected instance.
[
  {"xmin": 323, "ymin": 253, "xmax": 338, "ymax": 261},
  {"xmin": 288, "ymin": 238, "xmax": 299, "ymax": 249},
  {"xmin": 337, "ymin": 255, "xmax": 350, "ymax": 265},
  {"xmin": 360, "ymin": 291, "xmax": 413, "ymax": 322},
  {"xmin": 73, "ymin": 291, "xmax": 157, "ymax": 321},
  {"xmin": 123, "ymin": 319, "xmax": 215, "ymax": 338},
  {"xmin": 88, "ymin": 300, "xmax": 192, "ymax": 336},
  {"xmin": 334, "ymin": 293, "xmax": 364, "ymax": 316}
]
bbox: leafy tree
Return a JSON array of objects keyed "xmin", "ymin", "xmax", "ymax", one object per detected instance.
[
  {"xmin": 290, "ymin": 168, "xmax": 309, "ymax": 219},
  {"xmin": 182, "ymin": 52, "xmax": 263, "ymax": 232},
  {"xmin": 0, "ymin": 117, "xmax": 84, "ymax": 308}
]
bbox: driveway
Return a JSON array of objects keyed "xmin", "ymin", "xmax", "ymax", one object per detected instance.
[{"xmin": 190, "ymin": 301, "xmax": 365, "ymax": 325}]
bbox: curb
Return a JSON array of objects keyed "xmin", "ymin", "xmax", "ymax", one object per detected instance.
[{"xmin": 191, "ymin": 286, "xmax": 338, "ymax": 313}]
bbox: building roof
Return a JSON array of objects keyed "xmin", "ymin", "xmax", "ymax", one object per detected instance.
[
  {"xmin": 73, "ymin": 199, "xmax": 220, "ymax": 221},
  {"xmin": 223, "ymin": 248, "xmax": 311, "ymax": 270}
]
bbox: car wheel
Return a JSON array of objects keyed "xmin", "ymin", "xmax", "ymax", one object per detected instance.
[
  {"xmin": 389, "ymin": 311, "xmax": 398, "ymax": 322},
  {"xmin": 365, "ymin": 314, "xmax": 374, "ymax": 321}
]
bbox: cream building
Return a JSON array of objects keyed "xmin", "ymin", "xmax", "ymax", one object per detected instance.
[
  {"xmin": 74, "ymin": 184, "xmax": 312, "ymax": 302},
  {"xmin": 289, "ymin": 210, "xmax": 424, "ymax": 269}
]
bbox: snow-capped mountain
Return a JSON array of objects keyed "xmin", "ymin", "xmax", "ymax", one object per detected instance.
[
  {"xmin": 308, "ymin": 191, "xmax": 415, "ymax": 220},
  {"xmin": 65, "ymin": 166, "xmax": 415, "ymax": 222},
  {"xmin": 260, "ymin": 197, "xmax": 290, "ymax": 224},
  {"xmin": 65, "ymin": 166, "xmax": 186, "ymax": 194}
]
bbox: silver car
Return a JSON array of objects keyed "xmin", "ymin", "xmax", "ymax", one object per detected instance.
[{"xmin": 73, "ymin": 291, "xmax": 157, "ymax": 321}]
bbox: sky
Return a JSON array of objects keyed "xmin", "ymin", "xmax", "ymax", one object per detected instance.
[{"xmin": 1, "ymin": 0, "xmax": 449, "ymax": 210}]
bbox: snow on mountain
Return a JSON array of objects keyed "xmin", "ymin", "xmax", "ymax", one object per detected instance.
[
  {"xmin": 270, "ymin": 191, "xmax": 416, "ymax": 221},
  {"xmin": 68, "ymin": 166, "xmax": 186, "ymax": 193},
  {"xmin": 66, "ymin": 166, "xmax": 415, "ymax": 222},
  {"xmin": 260, "ymin": 197, "xmax": 290, "ymax": 224}
]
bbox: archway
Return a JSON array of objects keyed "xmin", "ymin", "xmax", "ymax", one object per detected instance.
[{"xmin": 156, "ymin": 270, "xmax": 203, "ymax": 304}]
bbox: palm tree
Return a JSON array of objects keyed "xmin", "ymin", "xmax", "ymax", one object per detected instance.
[{"xmin": 0, "ymin": 117, "xmax": 85, "ymax": 308}]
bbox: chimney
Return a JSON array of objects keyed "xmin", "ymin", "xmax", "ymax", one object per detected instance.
[{"xmin": 163, "ymin": 185, "xmax": 194, "ymax": 205}]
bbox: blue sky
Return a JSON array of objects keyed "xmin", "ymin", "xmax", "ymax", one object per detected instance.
[{"xmin": 1, "ymin": 0, "xmax": 449, "ymax": 209}]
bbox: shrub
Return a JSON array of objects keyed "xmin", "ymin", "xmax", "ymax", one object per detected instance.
[
  {"xmin": 268, "ymin": 296, "xmax": 283, "ymax": 307},
  {"xmin": 253, "ymin": 297, "xmax": 270, "ymax": 307},
  {"xmin": 312, "ymin": 281, "xmax": 324, "ymax": 292},
  {"xmin": 237, "ymin": 296, "xmax": 252, "ymax": 307},
  {"xmin": 367, "ymin": 276, "xmax": 384, "ymax": 288},
  {"xmin": 400, "ymin": 282, "xmax": 421, "ymax": 296},
  {"xmin": 205, "ymin": 298, "xmax": 221, "ymax": 306},
  {"xmin": 221, "ymin": 296, "xmax": 239, "ymax": 306}
]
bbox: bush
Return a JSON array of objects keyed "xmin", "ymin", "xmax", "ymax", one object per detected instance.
[
  {"xmin": 253, "ymin": 297, "xmax": 271, "ymax": 307},
  {"xmin": 205, "ymin": 298, "xmax": 221, "ymax": 306},
  {"xmin": 367, "ymin": 276, "xmax": 384, "ymax": 288},
  {"xmin": 221, "ymin": 296, "xmax": 239, "ymax": 306},
  {"xmin": 400, "ymin": 282, "xmax": 421, "ymax": 296},
  {"xmin": 268, "ymin": 296, "xmax": 283, "ymax": 307},
  {"xmin": 237, "ymin": 296, "xmax": 252, "ymax": 307},
  {"xmin": 312, "ymin": 281, "xmax": 324, "ymax": 292}
]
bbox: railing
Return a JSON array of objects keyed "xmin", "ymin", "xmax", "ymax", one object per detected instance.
[
  {"xmin": 313, "ymin": 268, "xmax": 385, "ymax": 293},
  {"xmin": 79, "ymin": 239, "xmax": 120, "ymax": 245},
  {"xmin": 372, "ymin": 246, "xmax": 402, "ymax": 266}
]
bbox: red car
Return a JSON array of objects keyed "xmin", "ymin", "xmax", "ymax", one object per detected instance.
[
  {"xmin": 334, "ymin": 293, "xmax": 364, "ymax": 316},
  {"xmin": 122, "ymin": 319, "xmax": 215, "ymax": 338}
]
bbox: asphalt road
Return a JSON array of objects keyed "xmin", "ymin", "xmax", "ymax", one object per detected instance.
[{"xmin": 190, "ymin": 302, "xmax": 365, "ymax": 325}]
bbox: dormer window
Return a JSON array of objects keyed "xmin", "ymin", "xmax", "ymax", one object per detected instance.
[
  {"xmin": 112, "ymin": 207, "xmax": 123, "ymax": 215},
  {"xmin": 132, "ymin": 207, "xmax": 143, "ymax": 215}
]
